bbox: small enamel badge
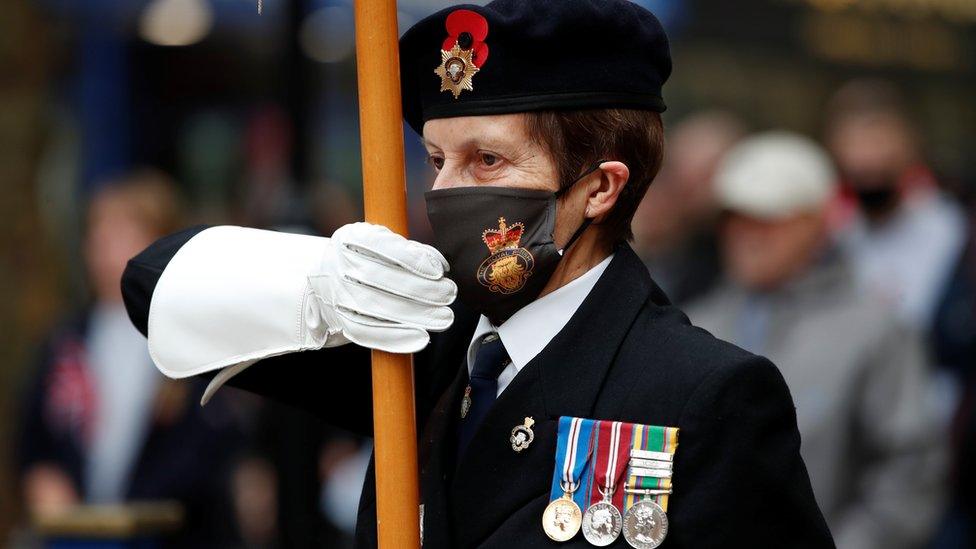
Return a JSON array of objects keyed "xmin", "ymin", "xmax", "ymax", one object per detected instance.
[
  {"xmin": 511, "ymin": 416, "xmax": 535, "ymax": 452},
  {"xmin": 434, "ymin": 10, "xmax": 489, "ymax": 99}
]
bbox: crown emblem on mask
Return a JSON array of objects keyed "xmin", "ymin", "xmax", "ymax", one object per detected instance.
[
  {"xmin": 478, "ymin": 217, "xmax": 534, "ymax": 295},
  {"xmin": 482, "ymin": 217, "xmax": 525, "ymax": 254}
]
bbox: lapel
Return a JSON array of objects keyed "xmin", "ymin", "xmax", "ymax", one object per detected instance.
[
  {"xmin": 416, "ymin": 301, "xmax": 478, "ymax": 547},
  {"xmin": 418, "ymin": 363, "xmax": 467, "ymax": 547},
  {"xmin": 438, "ymin": 244, "xmax": 659, "ymax": 547}
]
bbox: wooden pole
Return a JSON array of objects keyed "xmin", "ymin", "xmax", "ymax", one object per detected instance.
[{"xmin": 353, "ymin": 1, "xmax": 421, "ymax": 548}]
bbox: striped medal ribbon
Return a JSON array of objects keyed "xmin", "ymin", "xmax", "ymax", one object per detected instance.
[
  {"xmin": 543, "ymin": 417, "xmax": 596, "ymax": 542},
  {"xmin": 581, "ymin": 420, "xmax": 633, "ymax": 546},
  {"xmin": 622, "ymin": 424, "xmax": 678, "ymax": 549}
]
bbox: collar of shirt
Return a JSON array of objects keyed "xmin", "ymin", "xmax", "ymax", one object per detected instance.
[{"xmin": 465, "ymin": 253, "xmax": 614, "ymax": 396}]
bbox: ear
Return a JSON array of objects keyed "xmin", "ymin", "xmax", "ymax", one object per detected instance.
[{"xmin": 585, "ymin": 161, "xmax": 629, "ymax": 223}]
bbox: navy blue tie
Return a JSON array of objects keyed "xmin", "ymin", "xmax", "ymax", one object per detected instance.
[{"xmin": 457, "ymin": 334, "xmax": 510, "ymax": 457}]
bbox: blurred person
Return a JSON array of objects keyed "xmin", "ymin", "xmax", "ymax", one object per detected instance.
[
  {"xmin": 232, "ymin": 455, "xmax": 279, "ymax": 546},
  {"xmin": 318, "ymin": 435, "xmax": 372, "ymax": 548},
  {"xmin": 235, "ymin": 105, "xmax": 304, "ymax": 229},
  {"xmin": 632, "ymin": 110, "xmax": 746, "ymax": 304},
  {"xmin": 241, "ymin": 403, "xmax": 365, "ymax": 549},
  {"xmin": 826, "ymin": 79, "xmax": 968, "ymax": 335},
  {"xmin": 687, "ymin": 132, "xmax": 945, "ymax": 549},
  {"xmin": 309, "ymin": 181, "xmax": 361, "ymax": 238},
  {"xmin": 15, "ymin": 170, "xmax": 241, "ymax": 546}
]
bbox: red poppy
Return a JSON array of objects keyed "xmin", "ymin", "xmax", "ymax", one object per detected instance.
[{"xmin": 441, "ymin": 9, "xmax": 489, "ymax": 67}]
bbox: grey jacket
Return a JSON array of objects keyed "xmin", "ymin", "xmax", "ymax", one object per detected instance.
[{"xmin": 687, "ymin": 250, "xmax": 945, "ymax": 549}]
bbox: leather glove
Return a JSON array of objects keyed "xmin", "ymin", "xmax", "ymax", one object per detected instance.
[
  {"xmin": 144, "ymin": 224, "xmax": 456, "ymax": 404},
  {"xmin": 308, "ymin": 222, "xmax": 457, "ymax": 353}
]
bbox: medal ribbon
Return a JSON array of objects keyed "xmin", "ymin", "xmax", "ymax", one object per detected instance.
[
  {"xmin": 624, "ymin": 424, "xmax": 679, "ymax": 512},
  {"xmin": 587, "ymin": 420, "xmax": 634, "ymax": 509},
  {"xmin": 549, "ymin": 416, "xmax": 596, "ymax": 508}
]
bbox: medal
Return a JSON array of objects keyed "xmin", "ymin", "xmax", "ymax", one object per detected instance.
[
  {"xmin": 622, "ymin": 499, "xmax": 668, "ymax": 549},
  {"xmin": 581, "ymin": 501, "xmax": 621, "ymax": 546},
  {"xmin": 622, "ymin": 424, "xmax": 679, "ymax": 549},
  {"xmin": 581, "ymin": 421, "xmax": 630, "ymax": 546},
  {"xmin": 542, "ymin": 492, "xmax": 583, "ymax": 542},
  {"xmin": 543, "ymin": 417, "xmax": 594, "ymax": 542}
]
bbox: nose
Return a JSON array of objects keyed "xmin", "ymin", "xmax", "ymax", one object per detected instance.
[
  {"xmin": 430, "ymin": 163, "xmax": 473, "ymax": 191},
  {"xmin": 430, "ymin": 172, "xmax": 452, "ymax": 191}
]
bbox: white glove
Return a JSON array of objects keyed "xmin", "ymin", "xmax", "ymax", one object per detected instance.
[
  {"xmin": 145, "ymin": 224, "xmax": 456, "ymax": 403},
  {"xmin": 308, "ymin": 222, "xmax": 457, "ymax": 353}
]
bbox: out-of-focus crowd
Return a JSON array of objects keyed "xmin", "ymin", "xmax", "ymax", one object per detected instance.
[
  {"xmin": 7, "ymin": 77, "xmax": 976, "ymax": 549},
  {"xmin": 11, "ymin": 168, "xmax": 373, "ymax": 548},
  {"xmin": 635, "ymin": 80, "xmax": 974, "ymax": 549}
]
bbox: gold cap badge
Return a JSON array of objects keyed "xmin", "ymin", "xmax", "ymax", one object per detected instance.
[
  {"xmin": 435, "ymin": 44, "xmax": 480, "ymax": 99},
  {"xmin": 434, "ymin": 10, "xmax": 489, "ymax": 99}
]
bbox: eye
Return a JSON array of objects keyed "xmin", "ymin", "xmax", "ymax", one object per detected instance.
[
  {"xmin": 480, "ymin": 152, "xmax": 498, "ymax": 167},
  {"xmin": 426, "ymin": 154, "xmax": 445, "ymax": 171}
]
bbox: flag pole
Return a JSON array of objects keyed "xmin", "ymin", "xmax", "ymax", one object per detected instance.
[{"xmin": 353, "ymin": 0, "xmax": 421, "ymax": 547}]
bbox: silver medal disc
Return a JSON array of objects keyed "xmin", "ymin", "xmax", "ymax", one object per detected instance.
[
  {"xmin": 622, "ymin": 499, "xmax": 668, "ymax": 549},
  {"xmin": 581, "ymin": 500, "xmax": 622, "ymax": 546}
]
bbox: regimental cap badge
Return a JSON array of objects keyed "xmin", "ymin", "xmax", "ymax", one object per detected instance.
[{"xmin": 434, "ymin": 9, "xmax": 489, "ymax": 99}]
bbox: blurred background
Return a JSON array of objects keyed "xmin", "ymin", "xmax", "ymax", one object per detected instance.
[{"xmin": 1, "ymin": 0, "xmax": 974, "ymax": 547}]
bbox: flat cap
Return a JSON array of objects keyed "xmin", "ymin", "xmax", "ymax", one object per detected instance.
[
  {"xmin": 399, "ymin": 0, "xmax": 672, "ymax": 135},
  {"xmin": 715, "ymin": 132, "xmax": 838, "ymax": 220}
]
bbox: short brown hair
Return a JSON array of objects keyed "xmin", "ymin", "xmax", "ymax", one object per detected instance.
[
  {"xmin": 525, "ymin": 109, "xmax": 665, "ymax": 243},
  {"xmin": 90, "ymin": 169, "xmax": 185, "ymax": 238}
]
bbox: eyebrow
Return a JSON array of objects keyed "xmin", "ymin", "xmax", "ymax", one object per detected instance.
[{"xmin": 421, "ymin": 135, "xmax": 521, "ymax": 155}]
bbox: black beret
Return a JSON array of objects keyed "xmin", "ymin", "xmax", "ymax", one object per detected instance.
[{"xmin": 399, "ymin": 0, "xmax": 672, "ymax": 136}]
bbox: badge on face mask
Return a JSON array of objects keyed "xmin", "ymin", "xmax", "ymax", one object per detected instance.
[
  {"xmin": 478, "ymin": 217, "xmax": 535, "ymax": 294},
  {"xmin": 424, "ymin": 163, "xmax": 601, "ymax": 324}
]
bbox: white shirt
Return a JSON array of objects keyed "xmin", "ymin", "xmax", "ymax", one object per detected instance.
[
  {"xmin": 85, "ymin": 303, "xmax": 162, "ymax": 503},
  {"xmin": 840, "ymin": 192, "xmax": 966, "ymax": 329},
  {"xmin": 465, "ymin": 254, "xmax": 614, "ymax": 396}
]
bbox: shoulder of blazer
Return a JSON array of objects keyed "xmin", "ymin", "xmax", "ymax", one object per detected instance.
[{"xmin": 598, "ymin": 298, "xmax": 773, "ymax": 423}]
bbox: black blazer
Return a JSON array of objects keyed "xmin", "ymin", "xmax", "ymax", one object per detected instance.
[{"xmin": 122, "ymin": 227, "xmax": 834, "ymax": 548}]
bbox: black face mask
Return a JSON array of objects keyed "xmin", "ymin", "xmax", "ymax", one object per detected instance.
[
  {"xmin": 424, "ymin": 164, "xmax": 601, "ymax": 325},
  {"xmin": 844, "ymin": 171, "xmax": 901, "ymax": 219},
  {"xmin": 854, "ymin": 186, "xmax": 899, "ymax": 218}
]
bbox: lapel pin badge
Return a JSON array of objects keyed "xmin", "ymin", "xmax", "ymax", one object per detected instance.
[
  {"xmin": 511, "ymin": 416, "xmax": 535, "ymax": 452},
  {"xmin": 419, "ymin": 503, "xmax": 425, "ymax": 545},
  {"xmin": 460, "ymin": 385, "xmax": 472, "ymax": 418}
]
